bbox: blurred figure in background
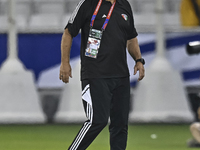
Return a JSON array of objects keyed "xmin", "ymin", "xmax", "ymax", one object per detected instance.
[
  {"xmin": 180, "ymin": 0, "xmax": 200, "ymax": 26},
  {"xmin": 187, "ymin": 94, "xmax": 200, "ymax": 148},
  {"xmin": 188, "ymin": 93, "xmax": 200, "ymax": 121}
]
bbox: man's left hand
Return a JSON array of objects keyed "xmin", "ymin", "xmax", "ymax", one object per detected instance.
[{"xmin": 134, "ymin": 62, "xmax": 145, "ymax": 81}]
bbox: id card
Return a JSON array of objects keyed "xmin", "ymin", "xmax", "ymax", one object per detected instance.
[{"xmin": 85, "ymin": 29, "xmax": 102, "ymax": 58}]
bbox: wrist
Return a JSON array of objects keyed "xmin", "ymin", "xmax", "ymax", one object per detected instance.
[
  {"xmin": 61, "ymin": 58, "xmax": 70, "ymax": 64},
  {"xmin": 135, "ymin": 58, "xmax": 145, "ymax": 65}
]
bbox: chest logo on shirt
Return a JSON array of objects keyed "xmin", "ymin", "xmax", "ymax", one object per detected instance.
[
  {"xmin": 121, "ymin": 14, "xmax": 128, "ymax": 21},
  {"xmin": 102, "ymin": 14, "xmax": 107, "ymax": 18}
]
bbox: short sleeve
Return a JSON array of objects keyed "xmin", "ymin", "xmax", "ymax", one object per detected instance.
[
  {"xmin": 127, "ymin": 2, "xmax": 138, "ymax": 40},
  {"xmin": 65, "ymin": 0, "xmax": 88, "ymax": 37}
]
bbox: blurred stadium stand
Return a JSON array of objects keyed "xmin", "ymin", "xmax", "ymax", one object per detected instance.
[{"xmin": 0, "ymin": 0, "xmax": 183, "ymax": 32}]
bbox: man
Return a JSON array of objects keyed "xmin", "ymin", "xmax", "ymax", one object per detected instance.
[{"xmin": 59, "ymin": 0, "xmax": 145, "ymax": 149}]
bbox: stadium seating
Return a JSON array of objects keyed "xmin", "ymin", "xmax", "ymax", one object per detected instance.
[
  {"xmin": 0, "ymin": 0, "xmax": 31, "ymax": 30},
  {"xmin": 33, "ymin": 0, "xmax": 65, "ymax": 15},
  {"xmin": 29, "ymin": 14, "xmax": 62, "ymax": 31},
  {"xmin": 0, "ymin": 15, "xmax": 7, "ymax": 31},
  {"xmin": 0, "ymin": 0, "xmax": 182, "ymax": 32}
]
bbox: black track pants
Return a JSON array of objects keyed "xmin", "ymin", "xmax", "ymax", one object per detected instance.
[{"xmin": 68, "ymin": 77, "xmax": 130, "ymax": 150}]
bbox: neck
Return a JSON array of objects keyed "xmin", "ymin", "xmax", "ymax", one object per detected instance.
[{"xmin": 106, "ymin": 0, "xmax": 115, "ymax": 4}]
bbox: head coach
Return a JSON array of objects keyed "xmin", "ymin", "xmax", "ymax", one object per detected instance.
[{"xmin": 59, "ymin": 0, "xmax": 145, "ymax": 149}]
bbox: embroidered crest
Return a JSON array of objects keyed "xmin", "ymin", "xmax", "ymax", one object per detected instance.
[{"xmin": 121, "ymin": 14, "xmax": 128, "ymax": 21}]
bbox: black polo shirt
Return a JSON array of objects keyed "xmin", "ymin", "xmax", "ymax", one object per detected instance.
[{"xmin": 66, "ymin": 0, "xmax": 138, "ymax": 80}]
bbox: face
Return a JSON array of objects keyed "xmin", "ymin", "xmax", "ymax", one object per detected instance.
[{"xmin": 106, "ymin": 0, "xmax": 115, "ymax": 4}]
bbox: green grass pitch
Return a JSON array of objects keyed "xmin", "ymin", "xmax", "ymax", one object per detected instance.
[{"xmin": 0, "ymin": 124, "xmax": 196, "ymax": 150}]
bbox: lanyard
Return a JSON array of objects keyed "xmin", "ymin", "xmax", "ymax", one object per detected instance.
[{"xmin": 90, "ymin": 0, "xmax": 116, "ymax": 31}]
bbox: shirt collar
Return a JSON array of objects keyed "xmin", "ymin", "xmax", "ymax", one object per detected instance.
[{"xmin": 103, "ymin": 0, "xmax": 123, "ymax": 5}]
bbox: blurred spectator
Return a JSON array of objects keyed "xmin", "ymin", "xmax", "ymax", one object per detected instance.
[
  {"xmin": 187, "ymin": 95, "xmax": 200, "ymax": 147},
  {"xmin": 188, "ymin": 93, "xmax": 200, "ymax": 121},
  {"xmin": 180, "ymin": 0, "xmax": 200, "ymax": 26}
]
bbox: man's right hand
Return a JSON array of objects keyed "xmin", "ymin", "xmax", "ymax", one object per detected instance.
[{"xmin": 59, "ymin": 63, "xmax": 72, "ymax": 83}]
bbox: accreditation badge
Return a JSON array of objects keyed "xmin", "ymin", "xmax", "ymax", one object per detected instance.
[{"xmin": 85, "ymin": 28, "xmax": 102, "ymax": 59}]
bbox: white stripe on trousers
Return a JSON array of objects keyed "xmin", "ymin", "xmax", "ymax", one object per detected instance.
[
  {"xmin": 69, "ymin": 84, "xmax": 93, "ymax": 150},
  {"xmin": 69, "ymin": 122, "xmax": 91, "ymax": 150}
]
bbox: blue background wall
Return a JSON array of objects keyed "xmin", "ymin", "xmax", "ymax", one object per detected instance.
[
  {"xmin": 0, "ymin": 33, "xmax": 200, "ymax": 84},
  {"xmin": 0, "ymin": 33, "xmax": 81, "ymax": 80}
]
